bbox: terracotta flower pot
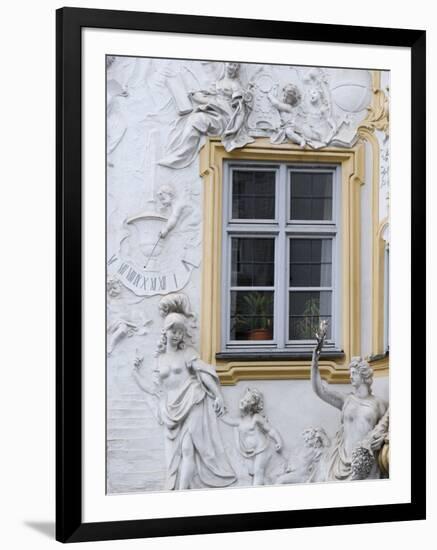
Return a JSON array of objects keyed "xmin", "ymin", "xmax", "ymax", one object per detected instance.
[{"xmin": 248, "ymin": 328, "xmax": 273, "ymax": 341}]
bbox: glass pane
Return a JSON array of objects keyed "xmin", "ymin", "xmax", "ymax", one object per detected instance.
[
  {"xmin": 231, "ymin": 238, "xmax": 275, "ymax": 287},
  {"xmin": 232, "ymin": 170, "xmax": 276, "ymax": 219},
  {"xmin": 289, "ymin": 291, "xmax": 332, "ymax": 340},
  {"xmin": 290, "ymin": 172, "xmax": 333, "ymax": 221},
  {"xmin": 230, "ymin": 291, "xmax": 274, "ymax": 341},
  {"xmin": 289, "ymin": 239, "xmax": 332, "ymax": 287}
]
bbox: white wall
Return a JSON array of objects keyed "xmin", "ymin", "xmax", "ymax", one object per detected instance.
[{"xmin": 0, "ymin": 0, "xmax": 434, "ymax": 549}]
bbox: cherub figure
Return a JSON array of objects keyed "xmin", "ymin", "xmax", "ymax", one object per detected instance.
[
  {"xmin": 301, "ymin": 85, "xmax": 337, "ymax": 144},
  {"xmin": 268, "ymin": 83, "xmax": 307, "ymax": 147},
  {"xmin": 277, "ymin": 427, "xmax": 331, "ymax": 484},
  {"xmin": 107, "ymin": 313, "xmax": 152, "ymax": 355},
  {"xmin": 155, "ymin": 183, "xmax": 190, "ymax": 240},
  {"xmin": 300, "ymin": 68, "xmax": 338, "ymax": 144},
  {"xmin": 221, "ymin": 387, "xmax": 282, "ymax": 485}
]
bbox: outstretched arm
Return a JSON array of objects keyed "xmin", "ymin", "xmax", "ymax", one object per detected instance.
[
  {"xmin": 256, "ymin": 415, "xmax": 282, "ymax": 451},
  {"xmin": 132, "ymin": 357, "xmax": 160, "ymax": 397},
  {"xmin": 311, "ymin": 322, "xmax": 345, "ymax": 411},
  {"xmin": 160, "ymin": 203, "xmax": 185, "ymax": 239},
  {"xmin": 268, "ymin": 92, "xmax": 293, "ymax": 113}
]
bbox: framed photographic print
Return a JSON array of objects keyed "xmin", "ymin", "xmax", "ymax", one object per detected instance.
[{"xmin": 56, "ymin": 7, "xmax": 426, "ymax": 543}]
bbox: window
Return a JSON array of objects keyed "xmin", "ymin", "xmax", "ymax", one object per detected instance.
[{"xmin": 222, "ymin": 162, "xmax": 341, "ymax": 353}]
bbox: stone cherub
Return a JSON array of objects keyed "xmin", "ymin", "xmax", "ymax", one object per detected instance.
[
  {"xmin": 268, "ymin": 83, "xmax": 308, "ymax": 147},
  {"xmin": 155, "ymin": 183, "xmax": 190, "ymax": 240},
  {"xmin": 124, "ymin": 182, "xmax": 194, "ymax": 272},
  {"xmin": 221, "ymin": 387, "xmax": 283, "ymax": 485},
  {"xmin": 277, "ymin": 427, "xmax": 331, "ymax": 484},
  {"xmin": 268, "ymin": 72, "xmax": 340, "ymax": 148}
]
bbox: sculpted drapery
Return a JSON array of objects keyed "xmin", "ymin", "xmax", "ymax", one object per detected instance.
[
  {"xmin": 159, "ymin": 350, "xmax": 236, "ymax": 490},
  {"xmin": 159, "ymin": 62, "xmax": 253, "ymax": 169},
  {"xmin": 133, "ymin": 294, "xmax": 236, "ymax": 490}
]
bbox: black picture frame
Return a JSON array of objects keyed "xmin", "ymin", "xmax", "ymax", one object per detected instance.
[{"xmin": 56, "ymin": 6, "xmax": 426, "ymax": 543}]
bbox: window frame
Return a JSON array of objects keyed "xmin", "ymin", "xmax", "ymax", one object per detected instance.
[{"xmin": 221, "ymin": 160, "xmax": 341, "ymax": 353}]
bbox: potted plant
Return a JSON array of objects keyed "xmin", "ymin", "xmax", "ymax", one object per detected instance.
[
  {"xmin": 235, "ymin": 292, "xmax": 273, "ymax": 340},
  {"xmin": 293, "ymin": 297, "xmax": 321, "ymax": 340}
]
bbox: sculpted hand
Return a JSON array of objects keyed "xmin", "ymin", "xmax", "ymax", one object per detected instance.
[
  {"xmin": 133, "ymin": 356, "xmax": 144, "ymax": 372},
  {"xmin": 152, "ymin": 369, "xmax": 161, "ymax": 386},
  {"xmin": 364, "ymin": 431, "xmax": 385, "ymax": 452},
  {"xmin": 213, "ymin": 396, "xmax": 225, "ymax": 417},
  {"xmin": 314, "ymin": 320, "xmax": 328, "ymax": 357}
]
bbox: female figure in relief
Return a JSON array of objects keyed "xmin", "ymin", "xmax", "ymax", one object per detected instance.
[
  {"xmin": 133, "ymin": 294, "xmax": 236, "ymax": 490},
  {"xmin": 311, "ymin": 321, "xmax": 389, "ymax": 480},
  {"xmin": 159, "ymin": 62, "xmax": 254, "ymax": 168}
]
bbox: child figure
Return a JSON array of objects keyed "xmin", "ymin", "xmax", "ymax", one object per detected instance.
[
  {"xmin": 277, "ymin": 427, "xmax": 331, "ymax": 484},
  {"xmin": 268, "ymin": 84, "xmax": 307, "ymax": 147},
  {"xmin": 221, "ymin": 388, "xmax": 282, "ymax": 485}
]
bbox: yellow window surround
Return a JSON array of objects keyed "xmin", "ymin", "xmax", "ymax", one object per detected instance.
[{"xmin": 198, "ymin": 74, "xmax": 389, "ymax": 385}]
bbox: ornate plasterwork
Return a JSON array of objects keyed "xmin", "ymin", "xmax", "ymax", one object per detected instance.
[
  {"xmin": 107, "ymin": 181, "xmax": 201, "ymax": 296},
  {"xmin": 360, "ymin": 85, "xmax": 390, "ymax": 135},
  {"xmin": 106, "ymin": 275, "xmax": 153, "ymax": 354},
  {"xmin": 307, "ymin": 322, "xmax": 390, "ymax": 481},
  {"xmin": 277, "ymin": 427, "xmax": 331, "ymax": 484},
  {"xmin": 220, "ymin": 387, "xmax": 284, "ymax": 485},
  {"xmin": 157, "ymin": 63, "xmax": 374, "ymax": 169},
  {"xmin": 132, "ymin": 294, "xmax": 237, "ymax": 490},
  {"xmin": 106, "ymin": 59, "xmax": 390, "ymax": 494},
  {"xmin": 107, "ymin": 77, "xmax": 128, "ymax": 163},
  {"xmin": 107, "ymin": 311, "xmax": 152, "ymax": 355}
]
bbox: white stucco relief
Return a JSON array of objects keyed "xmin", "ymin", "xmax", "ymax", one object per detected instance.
[
  {"xmin": 132, "ymin": 294, "xmax": 237, "ymax": 490},
  {"xmin": 106, "ymin": 57, "xmax": 389, "ymax": 494},
  {"xmin": 220, "ymin": 387, "xmax": 285, "ymax": 485},
  {"xmin": 277, "ymin": 427, "xmax": 331, "ymax": 484},
  {"xmin": 307, "ymin": 322, "xmax": 389, "ymax": 481},
  {"xmin": 106, "ymin": 276, "xmax": 153, "ymax": 354},
  {"xmin": 107, "ymin": 180, "xmax": 201, "ymax": 296},
  {"xmin": 153, "ymin": 62, "xmax": 373, "ymax": 169},
  {"xmin": 377, "ymin": 125, "xmax": 390, "ymax": 222},
  {"xmin": 158, "ymin": 61, "xmax": 255, "ymax": 168}
]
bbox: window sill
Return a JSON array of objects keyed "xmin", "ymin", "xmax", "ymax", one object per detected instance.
[
  {"xmin": 216, "ymin": 349, "xmax": 345, "ymax": 362},
  {"xmin": 368, "ymin": 350, "xmax": 389, "ymax": 363}
]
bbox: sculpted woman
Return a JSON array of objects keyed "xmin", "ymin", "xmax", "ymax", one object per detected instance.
[
  {"xmin": 311, "ymin": 321, "xmax": 389, "ymax": 481},
  {"xmin": 133, "ymin": 293, "xmax": 236, "ymax": 490},
  {"xmin": 159, "ymin": 62, "xmax": 253, "ymax": 169}
]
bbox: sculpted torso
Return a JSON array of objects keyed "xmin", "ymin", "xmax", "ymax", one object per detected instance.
[
  {"xmin": 191, "ymin": 77, "xmax": 242, "ymax": 108},
  {"xmin": 215, "ymin": 76, "xmax": 242, "ymax": 98},
  {"xmin": 342, "ymin": 394, "xmax": 386, "ymax": 456},
  {"xmin": 156, "ymin": 349, "xmax": 193, "ymax": 400},
  {"xmin": 238, "ymin": 414, "xmax": 267, "ymax": 452}
]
